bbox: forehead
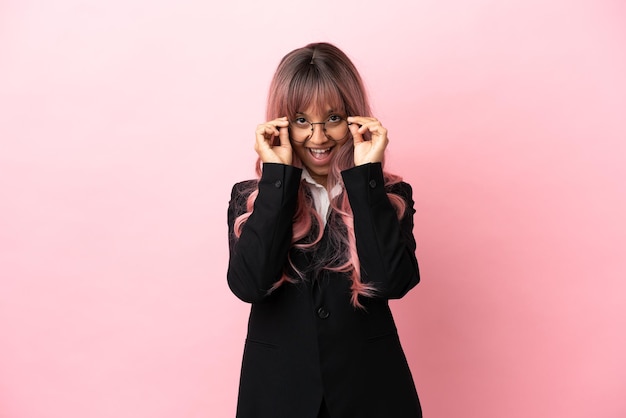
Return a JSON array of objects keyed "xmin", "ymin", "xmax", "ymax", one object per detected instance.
[
  {"xmin": 291, "ymin": 94, "xmax": 344, "ymax": 117},
  {"xmin": 295, "ymin": 106, "xmax": 339, "ymax": 116}
]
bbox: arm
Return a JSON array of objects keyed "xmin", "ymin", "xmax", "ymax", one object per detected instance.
[
  {"xmin": 227, "ymin": 163, "xmax": 302, "ymax": 303},
  {"xmin": 341, "ymin": 162, "xmax": 420, "ymax": 299}
]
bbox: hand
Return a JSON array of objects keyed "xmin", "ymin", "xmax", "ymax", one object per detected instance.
[
  {"xmin": 254, "ymin": 117, "xmax": 292, "ymax": 165},
  {"xmin": 348, "ymin": 116, "xmax": 389, "ymax": 166}
]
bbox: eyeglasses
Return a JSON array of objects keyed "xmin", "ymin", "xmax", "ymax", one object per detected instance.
[{"xmin": 289, "ymin": 115, "xmax": 350, "ymax": 143}]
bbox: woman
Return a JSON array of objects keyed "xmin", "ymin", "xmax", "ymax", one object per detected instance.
[{"xmin": 227, "ymin": 42, "xmax": 422, "ymax": 418}]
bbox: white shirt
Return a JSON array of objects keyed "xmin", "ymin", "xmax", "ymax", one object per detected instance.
[{"xmin": 301, "ymin": 168, "xmax": 343, "ymax": 228}]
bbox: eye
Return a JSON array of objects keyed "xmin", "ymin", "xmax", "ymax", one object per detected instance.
[
  {"xmin": 327, "ymin": 114, "xmax": 343, "ymax": 125},
  {"xmin": 293, "ymin": 117, "xmax": 309, "ymax": 127}
]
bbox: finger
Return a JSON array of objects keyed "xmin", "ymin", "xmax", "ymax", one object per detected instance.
[
  {"xmin": 358, "ymin": 121, "xmax": 387, "ymax": 138},
  {"xmin": 349, "ymin": 122, "xmax": 365, "ymax": 144},
  {"xmin": 347, "ymin": 117, "xmax": 384, "ymax": 135},
  {"xmin": 366, "ymin": 122, "xmax": 387, "ymax": 137},
  {"xmin": 347, "ymin": 116, "xmax": 377, "ymax": 127},
  {"xmin": 277, "ymin": 125, "xmax": 291, "ymax": 147},
  {"xmin": 257, "ymin": 123, "xmax": 287, "ymax": 145},
  {"xmin": 271, "ymin": 116, "xmax": 290, "ymax": 130},
  {"xmin": 256, "ymin": 124, "xmax": 278, "ymax": 139},
  {"xmin": 347, "ymin": 116, "xmax": 376, "ymax": 123},
  {"xmin": 257, "ymin": 117, "xmax": 289, "ymax": 133}
]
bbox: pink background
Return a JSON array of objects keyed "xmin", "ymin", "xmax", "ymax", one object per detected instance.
[{"xmin": 1, "ymin": 0, "xmax": 625, "ymax": 417}]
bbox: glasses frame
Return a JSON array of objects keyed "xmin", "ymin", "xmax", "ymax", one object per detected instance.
[{"xmin": 288, "ymin": 115, "xmax": 352, "ymax": 144}]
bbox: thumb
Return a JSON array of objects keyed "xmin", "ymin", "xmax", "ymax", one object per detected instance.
[
  {"xmin": 278, "ymin": 126, "xmax": 291, "ymax": 147},
  {"xmin": 350, "ymin": 123, "xmax": 364, "ymax": 144}
]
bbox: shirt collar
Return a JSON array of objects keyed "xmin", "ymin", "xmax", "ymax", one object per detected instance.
[{"xmin": 301, "ymin": 168, "xmax": 343, "ymax": 199}]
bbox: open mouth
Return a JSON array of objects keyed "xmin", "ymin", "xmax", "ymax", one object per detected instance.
[{"xmin": 308, "ymin": 146, "xmax": 333, "ymax": 160}]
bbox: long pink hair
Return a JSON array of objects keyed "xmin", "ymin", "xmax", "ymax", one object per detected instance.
[{"xmin": 234, "ymin": 42, "xmax": 406, "ymax": 308}]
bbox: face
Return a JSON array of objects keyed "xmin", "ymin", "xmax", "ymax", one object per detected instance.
[{"xmin": 290, "ymin": 106, "xmax": 350, "ymax": 187}]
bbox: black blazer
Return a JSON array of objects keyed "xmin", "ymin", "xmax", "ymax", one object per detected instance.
[{"xmin": 227, "ymin": 162, "xmax": 422, "ymax": 418}]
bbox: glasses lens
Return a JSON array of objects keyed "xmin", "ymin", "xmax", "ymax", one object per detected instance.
[
  {"xmin": 325, "ymin": 117, "xmax": 348, "ymax": 140},
  {"xmin": 289, "ymin": 118, "xmax": 311, "ymax": 143},
  {"xmin": 289, "ymin": 117, "xmax": 349, "ymax": 142}
]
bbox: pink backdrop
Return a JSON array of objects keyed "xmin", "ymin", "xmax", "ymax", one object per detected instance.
[{"xmin": 1, "ymin": 0, "xmax": 625, "ymax": 417}]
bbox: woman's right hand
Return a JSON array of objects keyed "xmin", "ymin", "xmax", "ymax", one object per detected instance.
[{"xmin": 254, "ymin": 117, "xmax": 292, "ymax": 165}]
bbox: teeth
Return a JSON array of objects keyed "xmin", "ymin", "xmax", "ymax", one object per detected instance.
[{"xmin": 310, "ymin": 148, "xmax": 331, "ymax": 154}]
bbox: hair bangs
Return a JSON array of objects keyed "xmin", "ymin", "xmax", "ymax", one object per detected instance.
[{"xmin": 285, "ymin": 66, "xmax": 346, "ymax": 118}]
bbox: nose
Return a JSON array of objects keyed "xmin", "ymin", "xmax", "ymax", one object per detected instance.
[{"xmin": 308, "ymin": 123, "xmax": 328, "ymax": 144}]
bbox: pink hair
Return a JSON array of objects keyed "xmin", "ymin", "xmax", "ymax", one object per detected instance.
[{"xmin": 234, "ymin": 43, "xmax": 406, "ymax": 308}]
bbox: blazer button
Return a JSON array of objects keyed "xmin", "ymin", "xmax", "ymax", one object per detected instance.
[
  {"xmin": 274, "ymin": 180, "xmax": 282, "ymax": 188},
  {"xmin": 317, "ymin": 306, "xmax": 330, "ymax": 319},
  {"xmin": 368, "ymin": 179, "xmax": 377, "ymax": 188}
]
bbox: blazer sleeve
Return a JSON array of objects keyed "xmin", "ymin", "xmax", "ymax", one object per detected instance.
[
  {"xmin": 341, "ymin": 162, "xmax": 420, "ymax": 299},
  {"xmin": 227, "ymin": 163, "xmax": 303, "ymax": 303}
]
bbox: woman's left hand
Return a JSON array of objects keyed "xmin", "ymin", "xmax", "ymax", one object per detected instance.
[{"xmin": 348, "ymin": 116, "xmax": 389, "ymax": 166}]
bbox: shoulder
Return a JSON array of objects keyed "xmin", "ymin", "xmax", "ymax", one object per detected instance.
[
  {"xmin": 232, "ymin": 179, "xmax": 258, "ymax": 196},
  {"xmin": 229, "ymin": 179, "xmax": 258, "ymax": 213},
  {"xmin": 385, "ymin": 180, "xmax": 413, "ymax": 200}
]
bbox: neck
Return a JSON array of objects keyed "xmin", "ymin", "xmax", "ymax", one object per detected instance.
[
  {"xmin": 302, "ymin": 167, "xmax": 328, "ymax": 188},
  {"xmin": 313, "ymin": 176, "xmax": 327, "ymax": 187}
]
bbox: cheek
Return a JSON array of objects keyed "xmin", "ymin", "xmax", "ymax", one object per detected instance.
[
  {"xmin": 335, "ymin": 138, "xmax": 350, "ymax": 154},
  {"xmin": 292, "ymin": 144, "xmax": 309, "ymax": 162}
]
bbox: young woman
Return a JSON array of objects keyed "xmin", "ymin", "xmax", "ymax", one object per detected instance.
[{"xmin": 227, "ymin": 42, "xmax": 422, "ymax": 418}]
